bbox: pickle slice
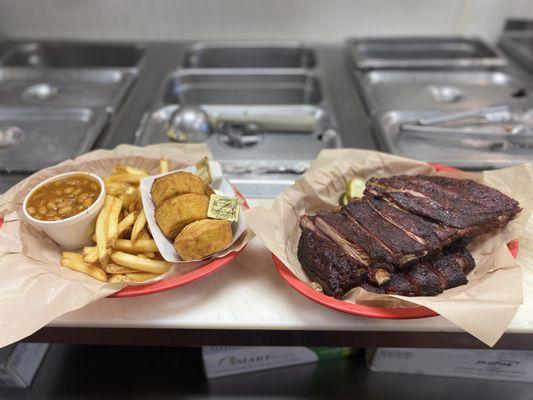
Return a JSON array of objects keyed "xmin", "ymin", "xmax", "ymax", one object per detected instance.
[{"xmin": 339, "ymin": 193, "xmax": 348, "ymax": 206}]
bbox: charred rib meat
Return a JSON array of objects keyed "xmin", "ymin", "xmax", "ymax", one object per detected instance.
[{"xmin": 297, "ymin": 174, "xmax": 520, "ymax": 298}]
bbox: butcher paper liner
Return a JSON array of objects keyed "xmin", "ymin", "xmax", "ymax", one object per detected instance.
[
  {"xmin": 246, "ymin": 149, "xmax": 533, "ymax": 347},
  {"xmin": 0, "ymin": 143, "xmax": 251, "ymax": 348}
]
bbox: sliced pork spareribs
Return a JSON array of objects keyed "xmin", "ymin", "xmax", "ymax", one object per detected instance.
[{"xmin": 297, "ymin": 174, "xmax": 519, "ymax": 297}]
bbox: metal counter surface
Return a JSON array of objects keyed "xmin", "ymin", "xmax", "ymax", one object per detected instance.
[{"xmin": 21, "ymin": 199, "xmax": 533, "ymax": 350}]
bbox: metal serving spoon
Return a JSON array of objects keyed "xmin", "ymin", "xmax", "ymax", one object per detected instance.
[{"xmin": 166, "ymin": 106, "xmax": 210, "ymax": 143}]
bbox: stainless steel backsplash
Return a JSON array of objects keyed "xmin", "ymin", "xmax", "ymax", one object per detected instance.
[{"xmin": 0, "ymin": 0, "xmax": 532, "ymax": 42}]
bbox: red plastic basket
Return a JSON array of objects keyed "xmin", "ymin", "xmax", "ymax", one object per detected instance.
[
  {"xmin": 272, "ymin": 163, "xmax": 519, "ymax": 319},
  {"xmin": 0, "ymin": 189, "xmax": 249, "ymax": 299}
]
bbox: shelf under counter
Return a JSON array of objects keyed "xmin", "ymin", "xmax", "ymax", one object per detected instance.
[{"xmin": 21, "ymin": 198, "xmax": 533, "ymax": 350}]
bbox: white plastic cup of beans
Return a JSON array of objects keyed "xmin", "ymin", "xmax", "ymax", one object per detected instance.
[{"xmin": 22, "ymin": 171, "xmax": 106, "ymax": 249}]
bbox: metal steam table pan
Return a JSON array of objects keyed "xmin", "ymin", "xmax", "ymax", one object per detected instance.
[
  {"xmin": 357, "ymin": 70, "xmax": 527, "ymax": 115},
  {"xmin": 0, "ymin": 42, "xmax": 145, "ymax": 70},
  {"xmin": 0, "ymin": 68, "xmax": 135, "ymax": 112},
  {"xmin": 500, "ymin": 34, "xmax": 533, "ymax": 72},
  {"xmin": 346, "ymin": 37, "xmax": 507, "ymax": 70},
  {"xmin": 135, "ymin": 104, "xmax": 340, "ymax": 161},
  {"xmin": 182, "ymin": 41, "xmax": 315, "ymax": 69},
  {"xmin": 373, "ymin": 109, "xmax": 533, "ymax": 170},
  {"xmin": 163, "ymin": 69, "xmax": 322, "ymax": 105},
  {"xmin": 0, "ymin": 107, "xmax": 108, "ymax": 172}
]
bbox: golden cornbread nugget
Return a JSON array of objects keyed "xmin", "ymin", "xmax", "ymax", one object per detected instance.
[
  {"xmin": 150, "ymin": 171, "xmax": 207, "ymax": 207},
  {"xmin": 154, "ymin": 193, "xmax": 209, "ymax": 239},
  {"xmin": 174, "ymin": 219, "xmax": 233, "ymax": 260}
]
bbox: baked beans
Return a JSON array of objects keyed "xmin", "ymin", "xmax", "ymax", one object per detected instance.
[{"xmin": 26, "ymin": 174, "xmax": 101, "ymax": 221}]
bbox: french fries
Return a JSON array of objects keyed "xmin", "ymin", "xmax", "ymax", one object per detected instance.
[
  {"xmin": 109, "ymin": 272, "xmax": 158, "ymax": 283},
  {"xmin": 114, "ymin": 239, "xmax": 158, "ymax": 253},
  {"xmin": 130, "ymin": 210, "xmax": 146, "ymax": 242},
  {"xmin": 105, "ymin": 182, "xmax": 130, "ymax": 196},
  {"xmin": 160, "ymin": 159, "xmax": 169, "ymax": 174},
  {"xmin": 61, "ymin": 161, "xmax": 172, "ymax": 284},
  {"xmin": 111, "ymin": 252, "xmax": 172, "ymax": 274},
  {"xmin": 113, "ymin": 165, "xmax": 149, "ymax": 176},
  {"xmin": 107, "ymin": 196, "xmax": 123, "ymax": 246},
  {"xmin": 60, "ymin": 253, "xmax": 108, "ymax": 282},
  {"xmin": 117, "ymin": 211, "xmax": 137, "ymax": 237},
  {"xmin": 83, "ymin": 247, "xmax": 99, "ymax": 264},
  {"xmin": 138, "ymin": 227, "xmax": 151, "ymax": 240},
  {"xmin": 120, "ymin": 186, "xmax": 137, "ymax": 210},
  {"xmin": 104, "ymin": 173, "xmax": 145, "ymax": 184},
  {"xmin": 96, "ymin": 196, "xmax": 114, "ymax": 266},
  {"xmin": 103, "ymin": 263, "xmax": 139, "ymax": 274}
]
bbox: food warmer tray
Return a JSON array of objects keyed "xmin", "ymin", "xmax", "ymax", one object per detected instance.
[
  {"xmin": 356, "ymin": 70, "xmax": 527, "ymax": 115},
  {"xmin": 346, "ymin": 36, "xmax": 507, "ymax": 70},
  {"xmin": 0, "ymin": 68, "xmax": 135, "ymax": 112},
  {"xmin": 500, "ymin": 34, "xmax": 533, "ymax": 73},
  {"xmin": 372, "ymin": 109, "xmax": 533, "ymax": 170},
  {"xmin": 182, "ymin": 41, "xmax": 315, "ymax": 69},
  {"xmin": 135, "ymin": 104, "xmax": 340, "ymax": 161},
  {"xmin": 0, "ymin": 107, "xmax": 108, "ymax": 173},
  {"xmin": 0, "ymin": 41, "xmax": 145, "ymax": 71},
  {"xmin": 163, "ymin": 69, "xmax": 321, "ymax": 105}
]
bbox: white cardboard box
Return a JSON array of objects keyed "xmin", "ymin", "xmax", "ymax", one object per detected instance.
[
  {"xmin": 0, "ymin": 343, "xmax": 49, "ymax": 387},
  {"xmin": 367, "ymin": 348, "xmax": 533, "ymax": 383},
  {"xmin": 203, "ymin": 346, "xmax": 354, "ymax": 378}
]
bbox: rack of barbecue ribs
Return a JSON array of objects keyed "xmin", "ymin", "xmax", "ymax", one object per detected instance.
[{"xmin": 297, "ymin": 175, "xmax": 521, "ymax": 298}]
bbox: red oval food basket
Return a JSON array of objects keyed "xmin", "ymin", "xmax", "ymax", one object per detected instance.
[
  {"xmin": 0, "ymin": 189, "xmax": 248, "ymax": 299},
  {"xmin": 272, "ymin": 163, "xmax": 520, "ymax": 319}
]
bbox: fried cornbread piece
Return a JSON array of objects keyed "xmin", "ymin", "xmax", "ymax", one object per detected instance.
[
  {"xmin": 155, "ymin": 193, "xmax": 209, "ymax": 238},
  {"xmin": 174, "ymin": 219, "xmax": 233, "ymax": 260},
  {"xmin": 150, "ymin": 171, "xmax": 208, "ymax": 207}
]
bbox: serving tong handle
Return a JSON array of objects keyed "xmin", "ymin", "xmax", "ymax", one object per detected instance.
[
  {"xmin": 417, "ymin": 105, "xmax": 512, "ymax": 126},
  {"xmin": 400, "ymin": 123, "xmax": 533, "ymax": 147}
]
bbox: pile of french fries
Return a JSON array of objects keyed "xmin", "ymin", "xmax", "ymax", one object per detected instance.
[{"xmin": 60, "ymin": 160, "xmax": 172, "ymax": 283}]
